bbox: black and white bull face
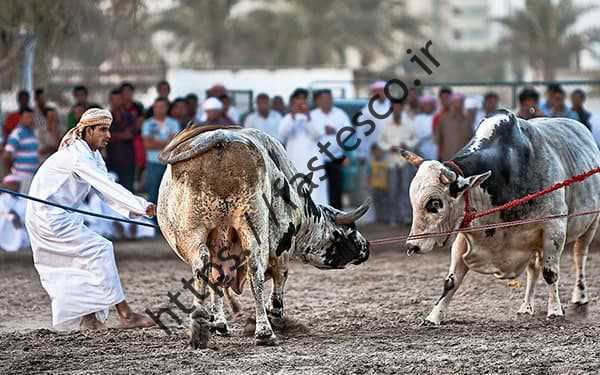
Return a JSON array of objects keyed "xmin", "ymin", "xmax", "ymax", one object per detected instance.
[
  {"xmin": 401, "ymin": 151, "xmax": 491, "ymax": 254},
  {"xmin": 301, "ymin": 202, "xmax": 371, "ymax": 269}
]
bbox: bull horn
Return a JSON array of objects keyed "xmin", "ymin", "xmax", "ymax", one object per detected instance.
[
  {"xmin": 439, "ymin": 168, "xmax": 457, "ymax": 185},
  {"xmin": 335, "ymin": 199, "xmax": 371, "ymax": 225},
  {"xmin": 400, "ymin": 149, "xmax": 424, "ymax": 167}
]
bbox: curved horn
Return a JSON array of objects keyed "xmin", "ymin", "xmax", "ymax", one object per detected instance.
[
  {"xmin": 439, "ymin": 168, "xmax": 457, "ymax": 185},
  {"xmin": 335, "ymin": 199, "xmax": 371, "ymax": 225},
  {"xmin": 400, "ymin": 149, "xmax": 424, "ymax": 167}
]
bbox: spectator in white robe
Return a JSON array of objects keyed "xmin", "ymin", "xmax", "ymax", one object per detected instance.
[
  {"xmin": 378, "ymin": 101, "xmax": 418, "ymax": 225},
  {"xmin": 279, "ymin": 88, "xmax": 329, "ymax": 205},
  {"xmin": 310, "ymin": 89, "xmax": 350, "ymax": 209},
  {"xmin": 25, "ymin": 108, "xmax": 156, "ymax": 331},
  {"xmin": 351, "ymin": 81, "xmax": 391, "ymax": 218},
  {"xmin": 413, "ymin": 95, "xmax": 437, "ymax": 160},
  {"xmin": 244, "ymin": 93, "xmax": 282, "ymax": 141}
]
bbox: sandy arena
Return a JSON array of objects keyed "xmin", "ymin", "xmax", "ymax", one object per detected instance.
[{"xmin": 2, "ymin": 224, "xmax": 600, "ymax": 374}]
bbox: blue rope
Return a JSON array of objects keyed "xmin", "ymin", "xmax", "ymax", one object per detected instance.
[{"xmin": 0, "ymin": 187, "xmax": 159, "ymax": 228}]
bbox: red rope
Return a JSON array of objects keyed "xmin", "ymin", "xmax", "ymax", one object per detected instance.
[{"xmin": 462, "ymin": 166, "xmax": 600, "ymax": 227}]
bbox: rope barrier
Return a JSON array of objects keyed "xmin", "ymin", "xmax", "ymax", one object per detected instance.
[{"xmin": 0, "ymin": 187, "xmax": 159, "ymax": 228}]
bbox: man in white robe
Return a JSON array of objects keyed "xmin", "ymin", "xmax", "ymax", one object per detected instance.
[
  {"xmin": 279, "ymin": 88, "xmax": 329, "ymax": 205},
  {"xmin": 25, "ymin": 108, "xmax": 156, "ymax": 331}
]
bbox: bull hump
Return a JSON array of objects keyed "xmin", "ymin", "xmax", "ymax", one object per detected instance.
[{"xmin": 158, "ymin": 125, "xmax": 246, "ymax": 164}]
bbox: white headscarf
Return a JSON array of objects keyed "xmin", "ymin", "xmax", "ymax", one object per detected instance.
[{"xmin": 59, "ymin": 108, "xmax": 112, "ymax": 149}]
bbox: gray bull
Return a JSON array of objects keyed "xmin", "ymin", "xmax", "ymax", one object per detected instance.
[
  {"xmin": 402, "ymin": 110, "xmax": 600, "ymax": 324},
  {"xmin": 157, "ymin": 125, "xmax": 370, "ymax": 348}
]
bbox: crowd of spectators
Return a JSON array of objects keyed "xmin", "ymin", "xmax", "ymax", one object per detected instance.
[{"xmin": 0, "ymin": 79, "xmax": 598, "ymax": 251}]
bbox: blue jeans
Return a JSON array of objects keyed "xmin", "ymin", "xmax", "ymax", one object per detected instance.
[{"xmin": 146, "ymin": 162, "xmax": 166, "ymax": 204}]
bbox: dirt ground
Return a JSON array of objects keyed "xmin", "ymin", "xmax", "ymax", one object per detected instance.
[{"xmin": 2, "ymin": 224, "xmax": 600, "ymax": 374}]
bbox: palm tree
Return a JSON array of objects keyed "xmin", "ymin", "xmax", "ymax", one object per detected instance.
[{"xmin": 496, "ymin": 0, "xmax": 597, "ymax": 80}]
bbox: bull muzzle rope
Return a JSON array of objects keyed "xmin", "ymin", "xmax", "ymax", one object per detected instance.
[{"xmin": 0, "ymin": 187, "xmax": 159, "ymax": 228}]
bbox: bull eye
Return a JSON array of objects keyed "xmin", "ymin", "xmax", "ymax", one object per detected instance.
[{"xmin": 425, "ymin": 198, "xmax": 443, "ymax": 213}]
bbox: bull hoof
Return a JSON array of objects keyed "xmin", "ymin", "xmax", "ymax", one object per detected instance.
[
  {"xmin": 190, "ymin": 319, "xmax": 211, "ymax": 349},
  {"xmin": 210, "ymin": 321, "xmax": 230, "ymax": 336},
  {"xmin": 419, "ymin": 317, "xmax": 440, "ymax": 326},
  {"xmin": 516, "ymin": 303, "xmax": 534, "ymax": 316},
  {"xmin": 546, "ymin": 307, "xmax": 565, "ymax": 320},
  {"xmin": 568, "ymin": 302, "xmax": 588, "ymax": 317},
  {"xmin": 255, "ymin": 333, "xmax": 278, "ymax": 346}
]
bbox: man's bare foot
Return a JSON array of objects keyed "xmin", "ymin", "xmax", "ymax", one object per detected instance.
[
  {"xmin": 80, "ymin": 314, "xmax": 107, "ymax": 331},
  {"xmin": 117, "ymin": 312, "xmax": 156, "ymax": 329}
]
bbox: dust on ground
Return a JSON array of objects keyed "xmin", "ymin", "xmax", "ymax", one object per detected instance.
[{"xmin": 2, "ymin": 224, "xmax": 600, "ymax": 374}]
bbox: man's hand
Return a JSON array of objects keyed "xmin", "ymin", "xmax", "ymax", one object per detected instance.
[{"xmin": 146, "ymin": 203, "xmax": 156, "ymax": 218}]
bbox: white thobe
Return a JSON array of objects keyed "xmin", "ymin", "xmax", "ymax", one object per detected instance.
[
  {"xmin": 356, "ymin": 99, "xmax": 391, "ymax": 160},
  {"xmin": 25, "ymin": 139, "xmax": 151, "ymax": 329},
  {"xmin": 278, "ymin": 113, "xmax": 329, "ymax": 205},
  {"xmin": 413, "ymin": 113, "xmax": 437, "ymax": 160},
  {"xmin": 378, "ymin": 118, "xmax": 418, "ymax": 168},
  {"xmin": 0, "ymin": 193, "xmax": 29, "ymax": 252},
  {"xmin": 244, "ymin": 110, "xmax": 283, "ymax": 141},
  {"xmin": 310, "ymin": 107, "xmax": 351, "ymax": 159}
]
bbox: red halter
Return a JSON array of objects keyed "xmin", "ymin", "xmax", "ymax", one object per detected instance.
[{"xmin": 443, "ymin": 160, "xmax": 476, "ymax": 228}]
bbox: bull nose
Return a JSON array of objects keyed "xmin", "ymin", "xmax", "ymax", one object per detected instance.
[{"xmin": 406, "ymin": 244, "xmax": 420, "ymax": 256}]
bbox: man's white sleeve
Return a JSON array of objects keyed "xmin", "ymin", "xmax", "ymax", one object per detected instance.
[{"xmin": 73, "ymin": 157, "xmax": 150, "ymax": 219}]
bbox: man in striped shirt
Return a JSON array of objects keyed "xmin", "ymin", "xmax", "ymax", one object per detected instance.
[{"xmin": 1, "ymin": 107, "xmax": 40, "ymax": 193}]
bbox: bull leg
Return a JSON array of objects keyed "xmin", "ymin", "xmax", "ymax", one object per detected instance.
[
  {"xmin": 542, "ymin": 221, "xmax": 567, "ymax": 318},
  {"xmin": 517, "ymin": 251, "xmax": 541, "ymax": 315},
  {"xmin": 425, "ymin": 234, "xmax": 469, "ymax": 325},
  {"xmin": 239, "ymin": 213, "xmax": 276, "ymax": 345},
  {"xmin": 188, "ymin": 231, "xmax": 212, "ymax": 349},
  {"xmin": 571, "ymin": 218, "xmax": 597, "ymax": 305},
  {"xmin": 224, "ymin": 287, "xmax": 242, "ymax": 317},
  {"xmin": 268, "ymin": 253, "xmax": 289, "ymax": 324},
  {"xmin": 210, "ymin": 287, "xmax": 229, "ymax": 335}
]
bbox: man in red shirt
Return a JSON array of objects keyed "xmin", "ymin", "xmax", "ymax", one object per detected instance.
[{"xmin": 3, "ymin": 91, "xmax": 30, "ymax": 145}]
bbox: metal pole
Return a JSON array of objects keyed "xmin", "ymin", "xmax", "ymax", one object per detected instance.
[{"xmin": 20, "ymin": 33, "xmax": 37, "ymax": 98}]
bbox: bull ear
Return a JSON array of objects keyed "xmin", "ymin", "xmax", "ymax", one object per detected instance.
[
  {"xmin": 439, "ymin": 168, "xmax": 457, "ymax": 185},
  {"xmin": 452, "ymin": 170, "xmax": 492, "ymax": 196},
  {"xmin": 463, "ymin": 170, "xmax": 492, "ymax": 190},
  {"xmin": 400, "ymin": 149, "xmax": 424, "ymax": 168},
  {"xmin": 335, "ymin": 199, "xmax": 371, "ymax": 225}
]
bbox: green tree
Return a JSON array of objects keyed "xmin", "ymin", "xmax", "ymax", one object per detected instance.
[{"xmin": 496, "ymin": 0, "xmax": 597, "ymax": 80}]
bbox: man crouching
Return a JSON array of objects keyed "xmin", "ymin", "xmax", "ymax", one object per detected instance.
[{"xmin": 25, "ymin": 108, "xmax": 156, "ymax": 331}]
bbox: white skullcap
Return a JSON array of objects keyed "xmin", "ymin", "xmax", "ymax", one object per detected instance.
[{"xmin": 203, "ymin": 97, "xmax": 223, "ymax": 111}]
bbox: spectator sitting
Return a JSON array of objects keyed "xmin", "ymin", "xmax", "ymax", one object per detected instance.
[
  {"xmin": 106, "ymin": 88, "xmax": 137, "ymax": 193},
  {"xmin": 571, "ymin": 89, "xmax": 591, "ymax": 131},
  {"xmin": 66, "ymin": 85, "xmax": 100, "ymax": 130},
  {"xmin": 169, "ymin": 97, "xmax": 189, "ymax": 130},
  {"xmin": 142, "ymin": 97, "xmax": 180, "ymax": 204},
  {"xmin": 243, "ymin": 93, "xmax": 282, "ymax": 140},
  {"xmin": 369, "ymin": 144, "xmax": 389, "ymax": 225},
  {"xmin": 516, "ymin": 87, "xmax": 545, "ymax": 120},
  {"xmin": 37, "ymin": 108, "xmax": 61, "ymax": 163},
  {"xmin": 271, "ymin": 95, "xmax": 287, "ymax": 116},
  {"xmin": 3, "ymin": 90, "xmax": 30, "ymax": 145},
  {"xmin": 200, "ymin": 97, "xmax": 235, "ymax": 126},
  {"xmin": 547, "ymin": 85, "xmax": 579, "ymax": 121}
]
